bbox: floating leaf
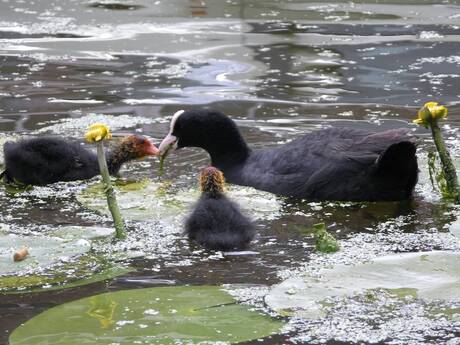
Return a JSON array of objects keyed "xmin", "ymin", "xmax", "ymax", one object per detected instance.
[
  {"xmin": 77, "ymin": 179, "xmax": 281, "ymax": 223},
  {"xmin": 0, "ymin": 232, "xmax": 91, "ymax": 277},
  {"xmin": 9, "ymin": 285, "xmax": 283, "ymax": 345},
  {"xmin": 2, "ymin": 266, "xmax": 133, "ymax": 294},
  {"xmin": 0, "ymin": 227, "xmax": 129, "ymax": 294},
  {"xmin": 266, "ymin": 251, "xmax": 460, "ymax": 318}
]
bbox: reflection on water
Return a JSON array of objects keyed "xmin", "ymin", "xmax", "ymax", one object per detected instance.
[
  {"xmin": 1, "ymin": 0, "xmax": 460, "ymax": 344},
  {"xmin": 87, "ymin": 295, "xmax": 118, "ymax": 329}
]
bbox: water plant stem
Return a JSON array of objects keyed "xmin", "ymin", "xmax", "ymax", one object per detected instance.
[
  {"xmin": 430, "ymin": 122, "xmax": 460, "ymax": 202},
  {"xmin": 96, "ymin": 142, "xmax": 126, "ymax": 239}
]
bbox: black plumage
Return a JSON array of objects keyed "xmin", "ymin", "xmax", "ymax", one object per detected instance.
[
  {"xmin": 185, "ymin": 167, "xmax": 255, "ymax": 251},
  {"xmin": 1, "ymin": 135, "xmax": 158, "ymax": 185},
  {"xmin": 160, "ymin": 109, "xmax": 418, "ymax": 201}
]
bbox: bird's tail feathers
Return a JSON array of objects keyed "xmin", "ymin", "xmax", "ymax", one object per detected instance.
[{"xmin": 376, "ymin": 141, "xmax": 418, "ymax": 196}]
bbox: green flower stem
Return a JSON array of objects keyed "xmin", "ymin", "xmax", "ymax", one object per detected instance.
[
  {"xmin": 430, "ymin": 121, "xmax": 460, "ymax": 202},
  {"xmin": 158, "ymin": 155, "xmax": 165, "ymax": 177},
  {"xmin": 96, "ymin": 142, "xmax": 126, "ymax": 239}
]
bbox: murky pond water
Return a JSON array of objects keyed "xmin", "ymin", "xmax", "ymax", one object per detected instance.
[{"xmin": 1, "ymin": 0, "xmax": 460, "ymax": 344}]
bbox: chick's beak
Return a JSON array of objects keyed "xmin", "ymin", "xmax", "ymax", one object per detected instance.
[
  {"xmin": 159, "ymin": 133, "xmax": 178, "ymax": 158},
  {"xmin": 143, "ymin": 140, "xmax": 160, "ymax": 156}
]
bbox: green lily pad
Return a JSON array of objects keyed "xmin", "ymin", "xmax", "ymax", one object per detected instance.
[
  {"xmin": 266, "ymin": 251, "xmax": 460, "ymax": 318},
  {"xmin": 0, "ymin": 226, "xmax": 129, "ymax": 294},
  {"xmin": 2, "ymin": 265, "xmax": 133, "ymax": 294},
  {"xmin": 0, "ymin": 232, "xmax": 91, "ymax": 276},
  {"xmin": 9, "ymin": 285, "xmax": 284, "ymax": 345},
  {"xmin": 77, "ymin": 179, "xmax": 281, "ymax": 223}
]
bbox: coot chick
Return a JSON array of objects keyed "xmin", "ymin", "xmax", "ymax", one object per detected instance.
[
  {"xmin": 185, "ymin": 166, "xmax": 255, "ymax": 251},
  {"xmin": 159, "ymin": 109, "xmax": 418, "ymax": 201},
  {"xmin": 1, "ymin": 135, "xmax": 159, "ymax": 185}
]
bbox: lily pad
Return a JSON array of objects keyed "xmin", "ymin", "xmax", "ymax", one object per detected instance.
[
  {"xmin": 449, "ymin": 218, "xmax": 460, "ymax": 239},
  {"xmin": 0, "ymin": 226, "xmax": 128, "ymax": 294},
  {"xmin": 77, "ymin": 179, "xmax": 281, "ymax": 223},
  {"xmin": 0, "ymin": 232, "xmax": 91, "ymax": 277},
  {"xmin": 266, "ymin": 251, "xmax": 460, "ymax": 318},
  {"xmin": 3, "ymin": 265, "xmax": 133, "ymax": 294},
  {"xmin": 9, "ymin": 285, "xmax": 284, "ymax": 345}
]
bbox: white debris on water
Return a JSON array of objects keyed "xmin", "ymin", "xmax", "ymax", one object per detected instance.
[
  {"xmin": 33, "ymin": 113, "xmax": 161, "ymax": 137},
  {"xmin": 286, "ymin": 293, "xmax": 460, "ymax": 344},
  {"xmin": 226, "ymin": 214, "xmax": 460, "ymax": 344},
  {"xmin": 278, "ymin": 215, "xmax": 460, "ymax": 280}
]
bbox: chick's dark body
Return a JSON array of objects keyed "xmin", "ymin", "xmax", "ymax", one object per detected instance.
[
  {"xmin": 185, "ymin": 192, "xmax": 255, "ymax": 251},
  {"xmin": 3, "ymin": 137, "xmax": 99, "ymax": 185},
  {"xmin": 2, "ymin": 135, "xmax": 157, "ymax": 185}
]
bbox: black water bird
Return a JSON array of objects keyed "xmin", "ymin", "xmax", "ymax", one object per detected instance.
[
  {"xmin": 159, "ymin": 109, "xmax": 418, "ymax": 201},
  {"xmin": 1, "ymin": 135, "xmax": 159, "ymax": 185},
  {"xmin": 185, "ymin": 166, "xmax": 255, "ymax": 251}
]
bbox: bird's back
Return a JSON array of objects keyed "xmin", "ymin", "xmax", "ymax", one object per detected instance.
[
  {"xmin": 3, "ymin": 137, "xmax": 98, "ymax": 185},
  {"xmin": 225, "ymin": 127, "xmax": 417, "ymax": 201},
  {"xmin": 185, "ymin": 194, "xmax": 255, "ymax": 251}
]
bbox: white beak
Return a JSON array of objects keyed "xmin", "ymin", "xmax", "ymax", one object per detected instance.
[{"xmin": 159, "ymin": 133, "xmax": 178, "ymax": 157}]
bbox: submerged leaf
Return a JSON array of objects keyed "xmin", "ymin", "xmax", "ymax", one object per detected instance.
[
  {"xmin": 266, "ymin": 251, "xmax": 460, "ymax": 319},
  {"xmin": 78, "ymin": 179, "xmax": 281, "ymax": 223},
  {"xmin": 0, "ymin": 227, "xmax": 128, "ymax": 294},
  {"xmin": 9, "ymin": 285, "xmax": 283, "ymax": 345}
]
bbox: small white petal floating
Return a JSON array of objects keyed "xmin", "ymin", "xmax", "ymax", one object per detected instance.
[{"xmin": 266, "ymin": 251, "xmax": 460, "ymax": 318}]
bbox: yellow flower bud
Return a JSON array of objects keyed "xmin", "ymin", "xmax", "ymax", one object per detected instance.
[
  {"xmin": 413, "ymin": 102, "xmax": 448, "ymax": 127},
  {"xmin": 85, "ymin": 123, "xmax": 112, "ymax": 142}
]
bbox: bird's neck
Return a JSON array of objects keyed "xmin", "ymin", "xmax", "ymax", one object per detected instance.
[
  {"xmin": 208, "ymin": 135, "xmax": 250, "ymax": 171},
  {"xmin": 106, "ymin": 145, "xmax": 133, "ymax": 175},
  {"xmin": 202, "ymin": 190, "xmax": 224, "ymax": 199}
]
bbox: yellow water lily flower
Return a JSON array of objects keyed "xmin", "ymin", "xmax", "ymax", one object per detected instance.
[
  {"xmin": 413, "ymin": 102, "xmax": 448, "ymax": 127},
  {"xmin": 85, "ymin": 123, "xmax": 112, "ymax": 142}
]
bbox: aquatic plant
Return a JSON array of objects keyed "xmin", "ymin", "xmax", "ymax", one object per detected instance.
[
  {"xmin": 85, "ymin": 123, "xmax": 126, "ymax": 239},
  {"xmin": 413, "ymin": 102, "xmax": 460, "ymax": 202},
  {"xmin": 9, "ymin": 286, "xmax": 284, "ymax": 345},
  {"xmin": 313, "ymin": 223, "xmax": 339, "ymax": 253},
  {"xmin": 158, "ymin": 155, "xmax": 165, "ymax": 177}
]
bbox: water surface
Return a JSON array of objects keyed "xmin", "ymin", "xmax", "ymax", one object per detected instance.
[{"xmin": 1, "ymin": 0, "xmax": 460, "ymax": 344}]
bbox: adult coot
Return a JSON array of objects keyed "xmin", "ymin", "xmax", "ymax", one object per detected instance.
[
  {"xmin": 1, "ymin": 135, "xmax": 158, "ymax": 185},
  {"xmin": 159, "ymin": 109, "xmax": 418, "ymax": 201},
  {"xmin": 185, "ymin": 166, "xmax": 255, "ymax": 251}
]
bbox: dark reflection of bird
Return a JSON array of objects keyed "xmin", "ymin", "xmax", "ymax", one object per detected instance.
[
  {"xmin": 1, "ymin": 135, "xmax": 159, "ymax": 186},
  {"xmin": 159, "ymin": 109, "xmax": 418, "ymax": 202},
  {"xmin": 185, "ymin": 166, "xmax": 255, "ymax": 251}
]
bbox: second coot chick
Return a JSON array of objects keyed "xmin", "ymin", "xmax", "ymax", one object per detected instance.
[
  {"xmin": 1, "ymin": 135, "xmax": 158, "ymax": 185},
  {"xmin": 185, "ymin": 166, "xmax": 255, "ymax": 251}
]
